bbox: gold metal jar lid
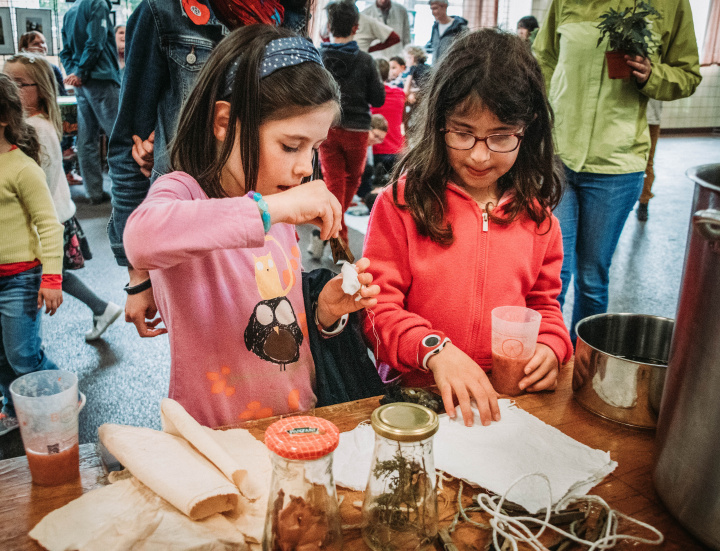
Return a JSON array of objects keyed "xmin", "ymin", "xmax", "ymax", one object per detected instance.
[{"xmin": 370, "ymin": 403, "xmax": 439, "ymax": 442}]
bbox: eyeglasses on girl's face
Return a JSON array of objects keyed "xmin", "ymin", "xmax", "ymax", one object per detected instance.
[{"xmin": 440, "ymin": 129, "xmax": 524, "ymax": 153}]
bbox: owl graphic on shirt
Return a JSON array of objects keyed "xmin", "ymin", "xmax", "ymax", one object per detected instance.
[{"xmin": 244, "ymin": 236, "xmax": 303, "ymax": 370}]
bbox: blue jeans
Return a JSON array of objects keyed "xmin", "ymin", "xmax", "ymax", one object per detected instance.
[
  {"xmin": 0, "ymin": 266, "xmax": 59, "ymax": 417},
  {"xmin": 555, "ymin": 166, "xmax": 644, "ymax": 342},
  {"xmin": 75, "ymin": 79, "xmax": 119, "ymax": 201}
]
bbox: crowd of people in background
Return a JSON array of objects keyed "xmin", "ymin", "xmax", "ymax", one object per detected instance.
[{"xmin": 0, "ymin": 0, "xmax": 703, "ymax": 435}]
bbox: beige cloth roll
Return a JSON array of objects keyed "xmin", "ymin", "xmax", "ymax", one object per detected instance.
[
  {"xmin": 30, "ymin": 400, "xmax": 273, "ymax": 550},
  {"xmin": 98, "ymin": 424, "xmax": 240, "ymax": 521},
  {"xmin": 29, "ymin": 477, "xmax": 250, "ymax": 551},
  {"xmin": 160, "ymin": 399, "xmax": 266, "ymax": 501}
]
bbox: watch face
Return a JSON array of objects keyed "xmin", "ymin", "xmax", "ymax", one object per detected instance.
[{"xmin": 424, "ymin": 335, "xmax": 441, "ymax": 347}]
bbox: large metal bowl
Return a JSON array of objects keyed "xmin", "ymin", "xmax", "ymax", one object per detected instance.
[{"xmin": 573, "ymin": 313, "xmax": 674, "ymax": 429}]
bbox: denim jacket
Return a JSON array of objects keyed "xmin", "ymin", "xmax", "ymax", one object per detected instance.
[
  {"xmin": 59, "ymin": 0, "xmax": 120, "ymax": 84},
  {"xmin": 107, "ymin": 0, "xmax": 227, "ymax": 266}
]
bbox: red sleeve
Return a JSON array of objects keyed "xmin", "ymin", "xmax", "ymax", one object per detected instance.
[
  {"xmin": 362, "ymin": 186, "xmax": 437, "ymax": 372},
  {"xmin": 526, "ymin": 215, "xmax": 573, "ymax": 365},
  {"xmin": 41, "ymin": 273, "xmax": 63, "ymax": 290}
]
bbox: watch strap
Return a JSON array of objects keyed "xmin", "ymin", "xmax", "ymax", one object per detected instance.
[{"xmin": 418, "ymin": 332, "xmax": 450, "ymax": 371}]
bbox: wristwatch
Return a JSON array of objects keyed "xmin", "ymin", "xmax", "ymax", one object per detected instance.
[{"xmin": 418, "ymin": 333, "xmax": 451, "ymax": 371}]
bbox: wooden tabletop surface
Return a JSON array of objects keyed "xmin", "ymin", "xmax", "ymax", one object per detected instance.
[{"xmin": 0, "ymin": 363, "xmax": 707, "ymax": 550}]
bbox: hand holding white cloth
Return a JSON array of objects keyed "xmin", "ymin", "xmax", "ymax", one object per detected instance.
[{"xmin": 340, "ymin": 261, "xmax": 361, "ymax": 296}]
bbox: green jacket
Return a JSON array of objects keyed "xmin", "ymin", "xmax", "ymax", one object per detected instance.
[{"xmin": 533, "ymin": 0, "xmax": 701, "ymax": 174}]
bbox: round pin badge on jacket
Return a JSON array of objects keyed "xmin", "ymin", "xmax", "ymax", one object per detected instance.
[{"xmin": 182, "ymin": 0, "xmax": 210, "ymax": 25}]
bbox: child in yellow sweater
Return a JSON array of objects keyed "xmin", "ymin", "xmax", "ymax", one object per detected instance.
[{"xmin": 0, "ymin": 73, "xmax": 64, "ymax": 436}]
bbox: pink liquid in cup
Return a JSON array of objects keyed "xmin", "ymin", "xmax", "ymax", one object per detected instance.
[{"xmin": 490, "ymin": 306, "xmax": 541, "ymax": 396}]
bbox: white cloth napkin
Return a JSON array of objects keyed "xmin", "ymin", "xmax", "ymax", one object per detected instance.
[
  {"xmin": 332, "ymin": 400, "xmax": 617, "ymax": 514},
  {"xmin": 340, "ymin": 261, "xmax": 361, "ymax": 296}
]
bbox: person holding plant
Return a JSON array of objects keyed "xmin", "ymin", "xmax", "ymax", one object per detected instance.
[{"xmin": 533, "ymin": 0, "xmax": 701, "ymax": 343}]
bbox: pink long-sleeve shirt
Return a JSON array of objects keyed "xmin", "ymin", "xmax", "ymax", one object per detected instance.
[
  {"xmin": 124, "ymin": 172, "xmax": 316, "ymax": 427},
  {"xmin": 362, "ymin": 180, "xmax": 572, "ymax": 388}
]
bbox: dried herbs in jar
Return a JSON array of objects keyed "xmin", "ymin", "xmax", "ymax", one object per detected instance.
[{"xmin": 361, "ymin": 403, "xmax": 440, "ymax": 550}]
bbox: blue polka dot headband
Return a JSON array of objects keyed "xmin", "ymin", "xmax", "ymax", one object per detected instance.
[{"xmin": 223, "ymin": 37, "xmax": 323, "ymax": 98}]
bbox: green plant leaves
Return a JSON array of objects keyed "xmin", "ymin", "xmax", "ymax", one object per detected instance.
[{"xmin": 596, "ymin": 0, "xmax": 661, "ymax": 58}]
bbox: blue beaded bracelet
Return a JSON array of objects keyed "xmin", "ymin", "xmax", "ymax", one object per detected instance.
[{"xmin": 247, "ymin": 191, "xmax": 271, "ymax": 233}]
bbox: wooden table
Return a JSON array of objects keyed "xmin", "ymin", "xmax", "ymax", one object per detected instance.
[{"xmin": 0, "ymin": 365, "xmax": 707, "ymax": 550}]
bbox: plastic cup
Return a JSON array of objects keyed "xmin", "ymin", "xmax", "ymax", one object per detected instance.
[
  {"xmin": 490, "ymin": 306, "xmax": 542, "ymax": 396},
  {"xmin": 9, "ymin": 370, "xmax": 80, "ymax": 486}
]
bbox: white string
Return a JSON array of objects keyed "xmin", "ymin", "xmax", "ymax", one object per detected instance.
[
  {"xmin": 365, "ymin": 307, "xmax": 381, "ymax": 362},
  {"xmin": 473, "ymin": 473, "xmax": 664, "ymax": 551}
]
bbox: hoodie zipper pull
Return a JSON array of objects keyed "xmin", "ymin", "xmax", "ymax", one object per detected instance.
[{"xmin": 482, "ymin": 212, "xmax": 489, "ymax": 232}]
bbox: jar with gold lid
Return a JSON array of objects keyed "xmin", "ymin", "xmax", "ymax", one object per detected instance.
[{"xmin": 361, "ymin": 402, "xmax": 440, "ymax": 550}]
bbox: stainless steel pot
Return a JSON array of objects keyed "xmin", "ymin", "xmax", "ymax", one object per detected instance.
[
  {"xmin": 654, "ymin": 164, "xmax": 720, "ymax": 550},
  {"xmin": 573, "ymin": 313, "xmax": 673, "ymax": 429}
]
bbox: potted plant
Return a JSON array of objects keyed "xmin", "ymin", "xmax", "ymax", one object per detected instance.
[{"xmin": 596, "ymin": 0, "xmax": 661, "ymax": 79}]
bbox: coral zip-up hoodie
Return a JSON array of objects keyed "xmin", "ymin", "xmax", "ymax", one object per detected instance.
[{"xmin": 362, "ymin": 179, "xmax": 572, "ymax": 388}]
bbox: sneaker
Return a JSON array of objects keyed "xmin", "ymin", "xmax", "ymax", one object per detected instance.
[
  {"xmin": 78, "ymin": 392, "xmax": 86, "ymax": 412},
  {"xmin": 307, "ymin": 230, "xmax": 326, "ymax": 261},
  {"xmin": 85, "ymin": 302, "xmax": 123, "ymax": 342},
  {"xmin": 0, "ymin": 412, "xmax": 19, "ymax": 436},
  {"xmin": 62, "ymin": 147, "xmax": 77, "ymax": 161},
  {"xmin": 637, "ymin": 203, "xmax": 649, "ymax": 222},
  {"xmin": 66, "ymin": 170, "xmax": 83, "ymax": 185}
]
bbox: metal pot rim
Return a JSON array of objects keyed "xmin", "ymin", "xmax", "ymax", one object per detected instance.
[
  {"xmin": 575, "ymin": 312, "xmax": 675, "ymax": 363},
  {"xmin": 686, "ymin": 164, "xmax": 720, "ymax": 194}
]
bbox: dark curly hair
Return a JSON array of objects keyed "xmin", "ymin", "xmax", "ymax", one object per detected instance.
[
  {"xmin": 0, "ymin": 73, "xmax": 40, "ymax": 163},
  {"xmin": 391, "ymin": 28, "xmax": 562, "ymax": 245}
]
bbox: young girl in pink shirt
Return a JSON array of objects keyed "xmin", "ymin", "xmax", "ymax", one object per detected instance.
[
  {"xmin": 124, "ymin": 26, "xmax": 380, "ymax": 428},
  {"xmin": 363, "ymin": 29, "xmax": 572, "ymax": 427}
]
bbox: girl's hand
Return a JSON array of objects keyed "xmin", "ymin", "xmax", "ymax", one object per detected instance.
[
  {"xmin": 427, "ymin": 343, "xmax": 500, "ymax": 427},
  {"xmin": 264, "ymin": 180, "xmax": 342, "ymax": 240},
  {"xmin": 625, "ymin": 55, "xmax": 652, "ymax": 84},
  {"xmin": 316, "ymin": 257, "xmax": 380, "ymax": 328},
  {"xmin": 125, "ymin": 268, "xmax": 167, "ymax": 338},
  {"xmin": 131, "ymin": 131, "xmax": 155, "ymax": 178},
  {"xmin": 37, "ymin": 288, "xmax": 63, "ymax": 316},
  {"xmin": 518, "ymin": 343, "xmax": 559, "ymax": 392}
]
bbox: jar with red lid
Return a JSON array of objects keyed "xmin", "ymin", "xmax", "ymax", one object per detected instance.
[{"xmin": 262, "ymin": 416, "xmax": 342, "ymax": 551}]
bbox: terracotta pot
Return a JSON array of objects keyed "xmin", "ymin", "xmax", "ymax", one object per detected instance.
[{"xmin": 605, "ymin": 50, "xmax": 632, "ymax": 79}]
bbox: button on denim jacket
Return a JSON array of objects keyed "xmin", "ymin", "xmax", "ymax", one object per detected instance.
[{"xmin": 107, "ymin": 0, "xmax": 227, "ymax": 267}]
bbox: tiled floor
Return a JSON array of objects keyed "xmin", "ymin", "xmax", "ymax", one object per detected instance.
[{"xmin": 0, "ymin": 133, "xmax": 718, "ymax": 459}]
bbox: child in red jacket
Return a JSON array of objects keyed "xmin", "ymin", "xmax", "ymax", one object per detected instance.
[{"xmin": 362, "ymin": 29, "xmax": 572, "ymax": 427}]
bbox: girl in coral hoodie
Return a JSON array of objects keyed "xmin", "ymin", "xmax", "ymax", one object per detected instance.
[{"xmin": 363, "ymin": 29, "xmax": 572, "ymax": 428}]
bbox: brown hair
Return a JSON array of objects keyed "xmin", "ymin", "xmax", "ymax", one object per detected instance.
[
  {"xmin": 404, "ymin": 45, "xmax": 427, "ymax": 65},
  {"xmin": 0, "ymin": 73, "xmax": 40, "ymax": 163},
  {"xmin": 326, "ymin": 0, "xmax": 359, "ymax": 38},
  {"xmin": 371, "ymin": 114, "xmax": 388, "ymax": 132},
  {"xmin": 170, "ymin": 25, "xmax": 340, "ymax": 198},
  {"xmin": 376, "ymin": 58, "xmax": 390, "ymax": 81},
  {"xmin": 5, "ymin": 53, "xmax": 62, "ymax": 140},
  {"xmin": 391, "ymin": 28, "xmax": 562, "ymax": 245},
  {"xmin": 18, "ymin": 31, "xmax": 43, "ymax": 52}
]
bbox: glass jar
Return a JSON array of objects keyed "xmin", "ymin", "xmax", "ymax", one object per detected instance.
[
  {"xmin": 361, "ymin": 403, "xmax": 440, "ymax": 550},
  {"xmin": 262, "ymin": 416, "xmax": 342, "ymax": 551}
]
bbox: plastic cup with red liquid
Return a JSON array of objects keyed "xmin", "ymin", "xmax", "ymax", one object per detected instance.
[
  {"xmin": 490, "ymin": 306, "xmax": 542, "ymax": 396},
  {"xmin": 10, "ymin": 370, "xmax": 81, "ymax": 486}
]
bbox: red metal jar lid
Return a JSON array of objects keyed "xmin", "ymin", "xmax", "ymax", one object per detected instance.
[{"xmin": 264, "ymin": 416, "xmax": 340, "ymax": 460}]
